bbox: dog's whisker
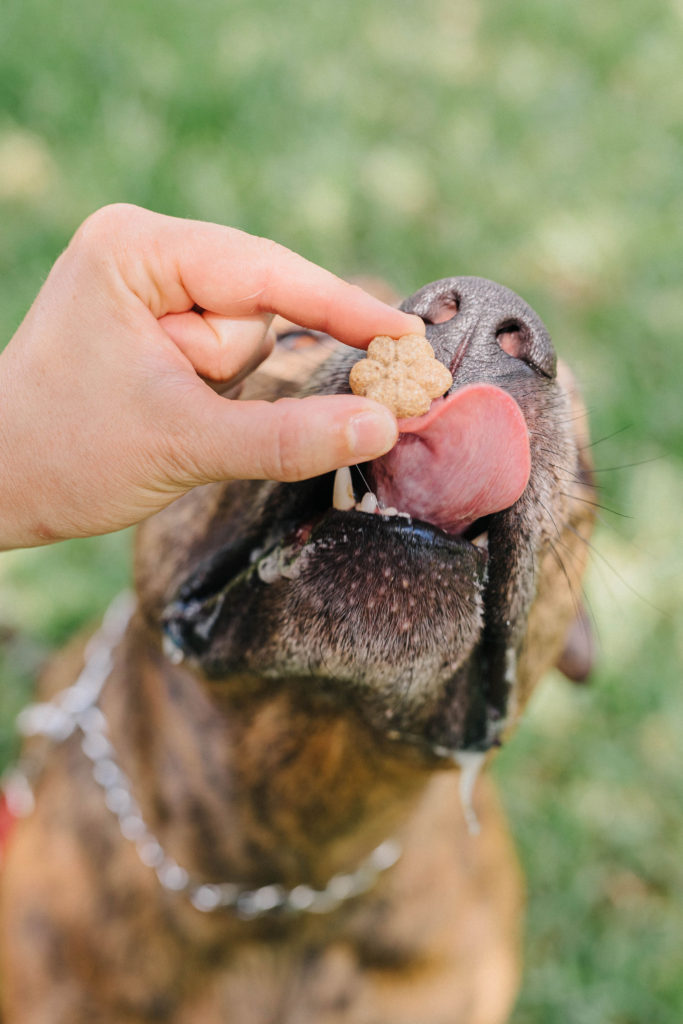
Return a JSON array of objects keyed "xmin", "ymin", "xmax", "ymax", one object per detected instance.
[
  {"xmin": 537, "ymin": 501, "xmax": 595, "ymax": 641},
  {"xmin": 559, "ymin": 493, "xmax": 632, "ymax": 519},
  {"xmin": 564, "ymin": 521, "xmax": 666, "ymax": 617},
  {"xmin": 581, "ymin": 423, "xmax": 633, "ymax": 450},
  {"xmin": 589, "ymin": 455, "xmax": 663, "ymax": 474},
  {"xmin": 545, "ymin": 538, "xmax": 583, "ymax": 620}
]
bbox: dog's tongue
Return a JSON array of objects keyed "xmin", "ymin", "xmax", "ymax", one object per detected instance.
[{"xmin": 371, "ymin": 384, "xmax": 531, "ymax": 535}]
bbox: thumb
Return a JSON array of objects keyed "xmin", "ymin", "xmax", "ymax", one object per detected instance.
[
  {"xmin": 158, "ymin": 310, "xmax": 276, "ymax": 384},
  {"xmin": 174, "ymin": 390, "xmax": 399, "ymax": 484}
]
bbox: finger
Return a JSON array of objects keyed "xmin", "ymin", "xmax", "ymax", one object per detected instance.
[
  {"xmin": 185, "ymin": 235, "xmax": 425, "ymax": 346},
  {"xmin": 99, "ymin": 206, "xmax": 424, "ymax": 347},
  {"xmin": 172, "ymin": 391, "xmax": 399, "ymax": 484},
  {"xmin": 158, "ymin": 311, "xmax": 275, "ymax": 382},
  {"xmin": 251, "ymin": 251, "xmax": 426, "ymax": 347}
]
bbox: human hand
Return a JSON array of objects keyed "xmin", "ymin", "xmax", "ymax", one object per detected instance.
[{"xmin": 0, "ymin": 204, "xmax": 423, "ymax": 550}]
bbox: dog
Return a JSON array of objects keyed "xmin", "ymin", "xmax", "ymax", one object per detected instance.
[{"xmin": 0, "ymin": 276, "xmax": 595, "ymax": 1023}]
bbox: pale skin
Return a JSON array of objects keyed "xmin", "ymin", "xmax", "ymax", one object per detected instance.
[{"xmin": 0, "ymin": 204, "xmax": 424, "ymax": 550}]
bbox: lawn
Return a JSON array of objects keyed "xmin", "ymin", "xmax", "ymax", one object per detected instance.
[{"xmin": 1, "ymin": 0, "xmax": 682, "ymax": 1019}]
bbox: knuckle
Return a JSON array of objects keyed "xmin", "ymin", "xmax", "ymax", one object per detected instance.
[
  {"xmin": 267, "ymin": 400, "xmax": 308, "ymax": 481},
  {"xmin": 258, "ymin": 236, "xmax": 292, "ymax": 263},
  {"xmin": 71, "ymin": 203, "xmax": 144, "ymax": 254},
  {"xmin": 254, "ymin": 237, "xmax": 297, "ymax": 296}
]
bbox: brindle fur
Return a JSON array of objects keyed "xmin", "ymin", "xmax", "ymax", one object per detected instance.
[{"xmin": 0, "ymin": 278, "xmax": 595, "ymax": 1023}]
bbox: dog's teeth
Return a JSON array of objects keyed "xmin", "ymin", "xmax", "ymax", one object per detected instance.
[
  {"xmin": 471, "ymin": 531, "xmax": 489, "ymax": 550},
  {"xmin": 332, "ymin": 466, "xmax": 356, "ymax": 510},
  {"xmin": 357, "ymin": 492, "xmax": 379, "ymax": 514},
  {"xmin": 382, "ymin": 506, "xmax": 399, "ymax": 517}
]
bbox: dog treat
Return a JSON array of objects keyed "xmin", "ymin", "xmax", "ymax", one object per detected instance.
[{"xmin": 349, "ymin": 334, "xmax": 453, "ymax": 418}]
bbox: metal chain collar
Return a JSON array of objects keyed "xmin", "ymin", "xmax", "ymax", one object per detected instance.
[{"xmin": 3, "ymin": 592, "xmax": 402, "ymax": 919}]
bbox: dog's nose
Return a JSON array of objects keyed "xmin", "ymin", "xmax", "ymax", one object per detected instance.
[{"xmin": 402, "ymin": 276, "xmax": 557, "ymax": 381}]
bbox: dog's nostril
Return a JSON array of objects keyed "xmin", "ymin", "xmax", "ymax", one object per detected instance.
[
  {"xmin": 423, "ymin": 294, "xmax": 459, "ymax": 325},
  {"xmin": 496, "ymin": 321, "xmax": 525, "ymax": 359},
  {"xmin": 495, "ymin": 319, "xmax": 556, "ymax": 379}
]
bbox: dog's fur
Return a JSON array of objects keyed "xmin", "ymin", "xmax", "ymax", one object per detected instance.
[{"xmin": 0, "ymin": 277, "xmax": 595, "ymax": 1023}]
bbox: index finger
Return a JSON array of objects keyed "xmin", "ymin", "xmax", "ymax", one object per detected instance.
[
  {"xmin": 111, "ymin": 206, "xmax": 425, "ymax": 347},
  {"xmin": 242, "ymin": 240, "xmax": 426, "ymax": 347}
]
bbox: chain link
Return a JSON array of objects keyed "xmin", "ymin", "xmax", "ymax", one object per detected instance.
[{"xmin": 8, "ymin": 592, "xmax": 402, "ymax": 918}]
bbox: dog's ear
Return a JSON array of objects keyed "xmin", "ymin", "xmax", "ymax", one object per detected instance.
[{"xmin": 556, "ymin": 603, "xmax": 595, "ymax": 683}]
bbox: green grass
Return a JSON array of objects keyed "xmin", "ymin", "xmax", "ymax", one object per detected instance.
[{"xmin": 2, "ymin": 0, "xmax": 682, "ymax": 1018}]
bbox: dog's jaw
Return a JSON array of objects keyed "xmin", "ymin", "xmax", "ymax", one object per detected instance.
[{"xmin": 156, "ymin": 276, "xmax": 585, "ymax": 757}]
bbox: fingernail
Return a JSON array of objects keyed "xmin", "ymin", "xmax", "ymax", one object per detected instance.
[
  {"xmin": 405, "ymin": 313, "xmax": 426, "ymax": 334},
  {"xmin": 347, "ymin": 408, "xmax": 398, "ymax": 458}
]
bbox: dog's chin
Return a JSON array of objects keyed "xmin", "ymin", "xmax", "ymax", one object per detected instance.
[{"xmin": 161, "ymin": 473, "xmax": 522, "ymax": 756}]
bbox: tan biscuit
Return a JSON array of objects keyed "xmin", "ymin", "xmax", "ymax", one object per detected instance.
[{"xmin": 349, "ymin": 334, "xmax": 453, "ymax": 418}]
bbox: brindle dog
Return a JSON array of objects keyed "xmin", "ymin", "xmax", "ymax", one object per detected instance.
[{"xmin": 0, "ymin": 277, "xmax": 595, "ymax": 1023}]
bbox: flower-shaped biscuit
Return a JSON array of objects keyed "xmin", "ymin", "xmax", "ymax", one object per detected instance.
[{"xmin": 349, "ymin": 334, "xmax": 453, "ymax": 418}]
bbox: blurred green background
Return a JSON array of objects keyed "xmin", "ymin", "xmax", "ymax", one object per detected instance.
[{"xmin": 1, "ymin": 0, "xmax": 681, "ymax": 1019}]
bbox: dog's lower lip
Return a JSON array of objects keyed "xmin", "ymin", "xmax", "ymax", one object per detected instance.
[
  {"xmin": 310, "ymin": 508, "xmax": 489, "ymax": 565},
  {"xmin": 330, "ymin": 467, "xmax": 489, "ymax": 552}
]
